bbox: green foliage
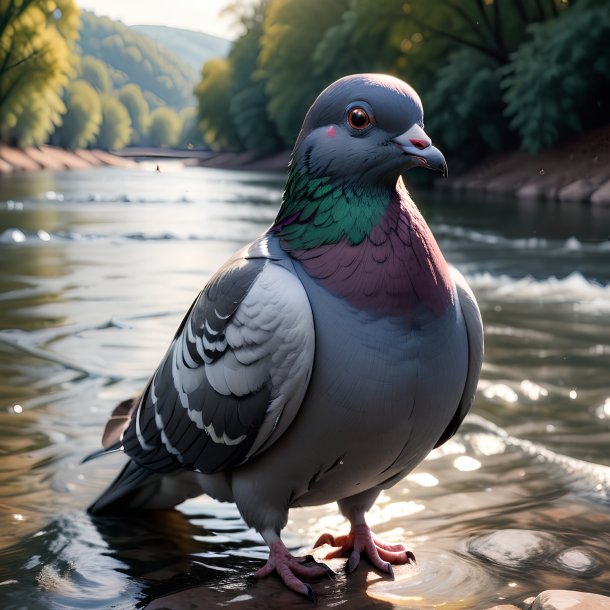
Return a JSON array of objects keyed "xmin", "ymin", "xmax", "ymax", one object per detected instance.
[
  {"xmin": 79, "ymin": 55, "xmax": 112, "ymax": 93},
  {"xmin": 260, "ymin": 0, "xmax": 350, "ymax": 146},
  {"xmin": 0, "ymin": 0, "xmax": 80, "ymax": 146},
  {"xmin": 131, "ymin": 25, "xmax": 231, "ymax": 74},
  {"xmin": 118, "ymin": 83, "xmax": 149, "ymax": 144},
  {"xmin": 145, "ymin": 107, "xmax": 181, "ymax": 147},
  {"xmin": 502, "ymin": 0, "xmax": 610, "ymax": 152},
  {"xmin": 77, "ymin": 12, "xmax": 196, "ymax": 111},
  {"xmin": 228, "ymin": 3, "xmax": 282, "ymax": 155},
  {"xmin": 57, "ymin": 80, "xmax": 102, "ymax": 149},
  {"xmin": 195, "ymin": 0, "xmax": 610, "ymax": 159},
  {"xmin": 313, "ymin": 0, "xmax": 409, "ymax": 84},
  {"xmin": 178, "ymin": 106, "xmax": 205, "ymax": 148},
  {"xmin": 96, "ymin": 94, "xmax": 131, "ymax": 149},
  {"xmin": 195, "ymin": 58, "xmax": 243, "ymax": 151},
  {"xmin": 425, "ymin": 49, "xmax": 507, "ymax": 158}
]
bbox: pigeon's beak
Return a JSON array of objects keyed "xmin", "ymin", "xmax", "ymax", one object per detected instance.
[{"xmin": 393, "ymin": 124, "xmax": 448, "ymax": 177}]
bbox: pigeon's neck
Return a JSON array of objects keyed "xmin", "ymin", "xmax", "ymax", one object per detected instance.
[
  {"xmin": 271, "ymin": 169, "xmax": 390, "ymax": 250},
  {"xmin": 272, "ymin": 171, "xmax": 454, "ymax": 317}
]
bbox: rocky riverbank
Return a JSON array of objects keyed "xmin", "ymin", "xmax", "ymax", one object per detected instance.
[
  {"xmin": 0, "ymin": 145, "xmax": 136, "ymax": 173},
  {"xmin": 436, "ymin": 123, "xmax": 610, "ymax": 205},
  {"xmin": 491, "ymin": 589, "xmax": 610, "ymax": 609}
]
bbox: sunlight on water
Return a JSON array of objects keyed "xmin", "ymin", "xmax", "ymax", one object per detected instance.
[{"xmin": 0, "ymin": 166, "xmax": 609, "ymax": 608}]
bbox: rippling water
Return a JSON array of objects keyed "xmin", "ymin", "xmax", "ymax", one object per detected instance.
[{"xmin": 1, "ymin": 164, "xmax": 609, "ymax": 609}]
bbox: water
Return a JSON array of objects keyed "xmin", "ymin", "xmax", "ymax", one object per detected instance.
[{"xmin": 0, "ymin": 164, "xmax": 609, "ymax": 609}]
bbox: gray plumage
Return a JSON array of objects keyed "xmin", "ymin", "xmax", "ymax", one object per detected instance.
[{"xmin": 88, "ymin": 73, "xmax": 483, "ymax": 598}]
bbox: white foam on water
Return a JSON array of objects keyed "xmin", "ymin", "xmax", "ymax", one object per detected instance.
[
  {"xmin": 466, "ymin": 271, "xmax": 610, "ymax": 311},
  {"xmin": 435, "ymin": 224, "xmax": 610, "ymax": 253},
  {"xmin": 467, "ymin": 414, "xmax": 610, "ymax": 503}
]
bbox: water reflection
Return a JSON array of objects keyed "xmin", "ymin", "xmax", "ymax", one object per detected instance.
[{"xmin": 1, "ymin": 166, "xmax": 609, "ymax": 608}]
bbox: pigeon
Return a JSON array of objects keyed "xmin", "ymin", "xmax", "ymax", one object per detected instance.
[{"xmin": 88, "ymin": 73, "xmax": 483, "ymax": 599}]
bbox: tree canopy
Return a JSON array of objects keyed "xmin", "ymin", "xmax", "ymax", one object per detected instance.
[
  {"xmin": 57, "ymin": 79, "xmax": 102, "ymax": 149},
  {"xmin": 196, "ymin": 0, "xmax": 606, "ymax": 160},
  {"xmin": 195, "ymin": 58, "xmax": 243, "ymax": 151},
  {"xmin": 145, "ymin": 107, "xmax": 181, "ymax": 147},
  {"xmin": 0, "ymin": 0, "xmax": 80, "ymax": 146},
  {"xmin": 0, "ymin": 6, "xmax": 208, "ymax": 149},
  {"xmin": 77, "ymin": 12, "xmax": 196, "ymax": 111},
  {"xmin": 96, "ymin": 94, "xmax": 131, "ymax": 150}
]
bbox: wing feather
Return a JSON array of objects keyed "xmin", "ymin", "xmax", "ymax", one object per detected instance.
[{"xmin": 118, "ymin": 240, "xmax": 315, "ymax": 475}]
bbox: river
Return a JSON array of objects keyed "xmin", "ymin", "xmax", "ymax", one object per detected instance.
[{"xmin": 0, "ymin": 164, "xmax": 609, "ymax": 609}]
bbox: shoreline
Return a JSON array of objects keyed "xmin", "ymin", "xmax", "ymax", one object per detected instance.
[
  {"xmin": 436, "ymin": 123, "xmax": 610, "ymax": 206},
  {"xmin": 2, "ymin": 124, "xmax": 609, "ymax": 206},
  {"xmin": 0, "ymin": 144, "xmax": 136, "ymax": 173}
]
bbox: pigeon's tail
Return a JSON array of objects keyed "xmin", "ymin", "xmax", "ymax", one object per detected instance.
[
  {"xmin": 88, "ymin": 460, "xmax": 206, "ymax": 516},
  {"xmin": 88, "ymin": 459, "xmax": 156, "ymax": 515}
]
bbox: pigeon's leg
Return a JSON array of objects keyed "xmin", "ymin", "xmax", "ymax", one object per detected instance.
[
  {"xmin": 255, "ymin": 529, "xmax": 328, "ymax": 600},
  {"xmin": 313, "ymin": 491, "xmax": 415, "ymax": 576}
]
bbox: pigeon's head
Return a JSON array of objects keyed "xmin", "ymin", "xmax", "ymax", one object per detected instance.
[{"xmin": 292, "ymin": 73, "xmax": 447, "ymax": 184}]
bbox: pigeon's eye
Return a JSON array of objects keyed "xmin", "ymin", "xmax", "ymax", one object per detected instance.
[{"xmin": 347, "ymin": 107, "xmax": 371, "ymax": 130}]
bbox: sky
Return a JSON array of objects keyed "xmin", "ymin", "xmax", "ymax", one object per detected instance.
[{"xmin": 75, "ymin": 0, "xmax": 249, "ymax": 40}]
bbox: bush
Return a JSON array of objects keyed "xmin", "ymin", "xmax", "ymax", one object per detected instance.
[
  {"xmin": 502, "ymin": 1, "xmax": 610, "ymax": 152},
  {"xmin": 425, "ymin": 49, "xmax": 508, "ymax": 160}
]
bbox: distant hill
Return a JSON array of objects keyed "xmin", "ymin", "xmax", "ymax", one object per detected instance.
[
  {"xmin": 78, "ymin": 12, "xmax": 198, "ymax": 110},
  {"xmin": 131, "ymin": 25, "xmax": 231, "ymax": 74}
]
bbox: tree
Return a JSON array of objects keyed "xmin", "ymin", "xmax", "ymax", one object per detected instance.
[
  {"xmin": 313, "ymin": 0, "xmax": 409, "ymax": 84},
  {"xmin": 195, "ymin": 58, "xmax": 243, "ymax": 151},
  {"xmin": 96, "ymin": 94, "xmax": 131, "ymax": 149},
  {"xmin": 78, "ymin": 11, "xmax": 196, "ymax": 111},
  {"xmin": 118, "ymin": 83, "xmax": 149, "ymax": 144},
  {"xmin": 259, "ymin": 0, "xmax": 350, "ymax": 146},
  {"xmin": 145, "ymin": 106, "xmax": 180, "ymax": 147},
  {"xmin": 79, "ymin": 55, "xmax": 112, "ymax": 93},
  {"xmin": 502, "ymin": 0, "xmax": 610, "ymax": 152},
  {"xmin": 57, "ymin": 79, "xmax": 102, "ymax": 149},
  {"xmin": 0, "ymin": 0, "xmax": 80, "ymax": 145},
  {"xmin": 228, "ymin": 1, "xmax": 283, "ymax": 155},
  {"xmin": 178, "ymin": 106, "xmax": 204, "ymax": 147}
]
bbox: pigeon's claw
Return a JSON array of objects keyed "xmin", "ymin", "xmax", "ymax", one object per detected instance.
[
  {"xmin": 255, "ymin": 540, "xmax": 327, "ymax": 599},
  {"xmin": 314, "ymin": 523, "xmax": 415, "ymax": 576}
]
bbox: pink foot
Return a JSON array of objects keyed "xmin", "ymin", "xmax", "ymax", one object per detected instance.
[
  {"xmin": 314, "ymin": 523, "xmax": 415, "ymax": 576},
  {"xmin": 254, "ymin": 540, "xmax": 329, "ymax": 599}
]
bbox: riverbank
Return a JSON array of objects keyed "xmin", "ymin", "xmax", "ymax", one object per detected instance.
[
  {"xmin": 3, "ymin": 124, "xmax": 610, "ymax": 206},
  {"xmin": 0, "ymin": 144, "xmax": 136, "ymax": 173},
  {"xmin": 114, "ymin": 146, "xmax": 291, "ymax": 172},
  {"xmin": 437, "ymin": 123, "xmax": 610, "ymax": 205}
]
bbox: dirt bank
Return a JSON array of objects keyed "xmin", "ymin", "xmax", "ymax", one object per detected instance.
[
  {"xmin": 0, "ymin": 145, "xmax": 136, "ymax": 173},
  {"xmin": 437, "ymin": 123, "xmax": 610, "ymax": 205}
]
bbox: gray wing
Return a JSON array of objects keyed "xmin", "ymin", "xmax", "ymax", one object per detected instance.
[
  {"xmin": 119, "ymin": 241, "xmax": 315, "ymax": 475},
  {"xmin": 434, "ymin": 266, "xmax": 483, "ymax": 448}
]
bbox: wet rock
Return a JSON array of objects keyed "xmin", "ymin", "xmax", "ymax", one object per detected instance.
[
  {"xmin": 557, "ymin": 179, "xmax": 597, "ymax": 203},
  {"xmin": 556, "ymin": 548, "xmax": 596, "ymax": 573},
  {"xmin": 525, "ymin": 590, "xmax": 610, "ymax": 609},
  {"xmin": 467, "ymin": 529, "xmax": 554, "ymax": 567},
  {"xmin": 516, "ymin": 182, "xmax": 544, "ymax": 200},
  {"xmin": 590, "ymin": 179, "xmax": 610, "ymax": 206}
]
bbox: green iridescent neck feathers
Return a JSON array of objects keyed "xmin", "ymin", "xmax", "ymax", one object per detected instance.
[{"xmin": 271, "ymin": 169, "xmax": 391, "ymax": 250}]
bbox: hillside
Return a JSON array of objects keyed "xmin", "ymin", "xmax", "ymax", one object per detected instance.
[
  {"xmin": 131, "ymin": 25, "xmax": 230, "ymax": 74},
  {"xmin": 77, "ymin": 12, "xmax": 197, "ymax": 110}
]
